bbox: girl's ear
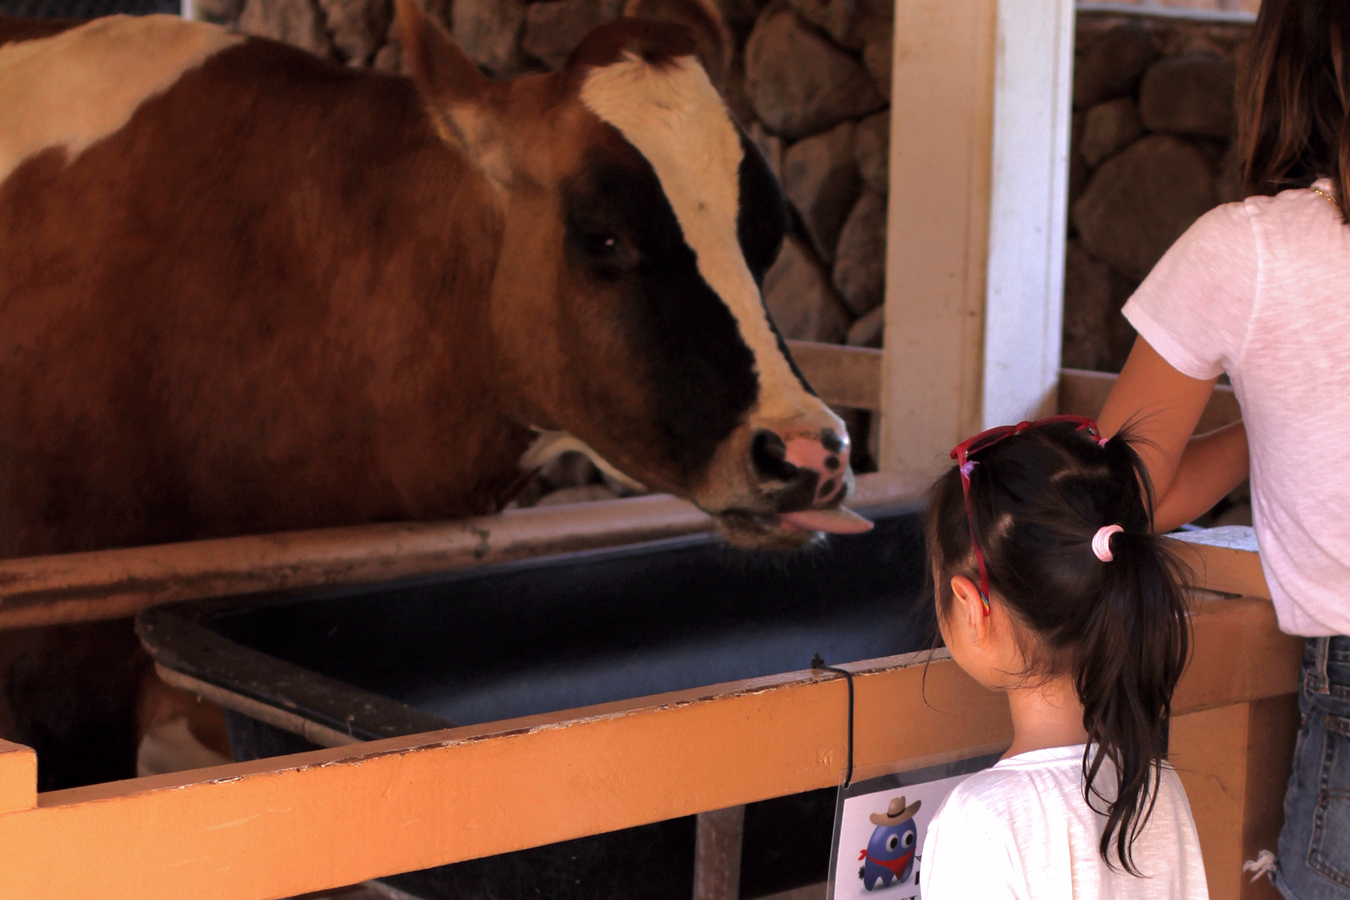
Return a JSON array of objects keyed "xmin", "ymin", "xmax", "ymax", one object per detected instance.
[{"xmin": 949, "ymin": 575, "xmax": 990, "ymax": 642}]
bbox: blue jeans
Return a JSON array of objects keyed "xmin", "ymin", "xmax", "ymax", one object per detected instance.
[{"xmin": 1277, "ymin": 637, "xmax": 1350, "ymax": 899}]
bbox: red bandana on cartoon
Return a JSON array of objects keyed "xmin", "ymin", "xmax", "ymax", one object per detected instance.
[{"xmin": 858, "ymin": 847, "xmax": 914, "ymax": 877}]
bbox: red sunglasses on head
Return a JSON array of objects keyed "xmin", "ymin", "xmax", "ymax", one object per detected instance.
[{"xmin": 948, "ymin": 415, "xmax": 1102, "ymax": 614}]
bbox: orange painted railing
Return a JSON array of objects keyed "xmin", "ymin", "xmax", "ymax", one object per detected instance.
[{"xmin": 0, "ymin": 530, "xmax": 1298, "ymax": 900}]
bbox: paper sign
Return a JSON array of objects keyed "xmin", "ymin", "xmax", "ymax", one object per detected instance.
[{"xmin": 826, "ymin": 750, "xmax": 1002, "ymax": 899}]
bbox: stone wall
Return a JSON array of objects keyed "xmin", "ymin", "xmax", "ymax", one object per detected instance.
[
  {"xmin": 194, "ymin": 0, "xmax": 892, "ymax": 353},
  {"xmin": 1064, "ymin": 11, "xmax": 1251, "ymax": 372}
]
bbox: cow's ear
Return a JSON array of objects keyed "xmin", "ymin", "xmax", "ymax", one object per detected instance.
[
  {"xmin": 622, "ymin": 0, "xmax": 731, "ymax": 89},
  {"xmin": 395, "ymin": 0, "xmax": 486, "ymax": 104},
  {"xmin": 395, "ymin": 0, "xmax": 510, "ymax": 184}
]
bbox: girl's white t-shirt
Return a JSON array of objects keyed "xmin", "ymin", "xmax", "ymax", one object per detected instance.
[
  {"xmin": 1122, "ymin": 179, "xmax": 1350, "ymax": 636},
  {"xmin": 920, "ymin": 745, "xmax": 1208, "ymax": 899}
]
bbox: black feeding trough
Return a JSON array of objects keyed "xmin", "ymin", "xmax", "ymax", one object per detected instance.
[{"xmin": 137, "ymin": 501, "xmax": 933, "ymax": 900}]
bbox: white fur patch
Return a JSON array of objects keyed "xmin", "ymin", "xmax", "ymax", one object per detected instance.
[
  {"xmin": 0, "ymin": 15, "xmax": 242, "ymax": 185},
  {"xmin": 579, "ymin": 54, "xmax": 840, "ymax": 429}
]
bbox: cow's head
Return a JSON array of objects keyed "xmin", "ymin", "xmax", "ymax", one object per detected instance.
[{"xmin": 396, "ymin": 0, "xmax": 871, "ymax": 549}]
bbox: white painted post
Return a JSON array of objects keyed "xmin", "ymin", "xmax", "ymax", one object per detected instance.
[
  {"xmin": 879, "ymin": 0, "xmax": 1077, "ymax": 483},
  {"xmin": 981, "ymin": 0, "xmax": 1076, "ymax": 428}
]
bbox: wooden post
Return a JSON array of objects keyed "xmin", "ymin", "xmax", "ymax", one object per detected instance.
[
  {"xmin": 880, "ymin": 0, "xmax": 1076, "ymax": 477},
  {"xmin": 1171, "ymin": 696, "xmax": 1299, "ymax": 900},
  {"xmin": 0, "ymin": 739, "xmax": 36, "ymax": 815},
  {"xmin": 881, "ymin": 0, "xmax": 996, "ymax": 482},
  {"xmin": 693, "ymin": 806, "xmax": 745, "ymax": 900},
  {"xmin": 981, "ymin": 0, "xmax": 1076, "ymax": 427}
]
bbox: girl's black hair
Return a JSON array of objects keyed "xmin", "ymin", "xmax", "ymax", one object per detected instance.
[
  {"xmin": 1239, "ymin": 0, "xmax": 1350, "ymax": 221},
  {"xmin": 925, "ymin": 421, "xmax": 1192, "ymax": 875}
]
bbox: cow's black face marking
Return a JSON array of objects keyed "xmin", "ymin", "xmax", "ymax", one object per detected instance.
[
  {"xmin": 735, "ymin": 132, "xmax": 815, "ymax": 396},
  {"xmin": 736, "ymin": 132, "xmax": 787, "ymax": 284},
  {"xmin": 563, "ymin": 147, "xmax": 759, "ymax": 479}
]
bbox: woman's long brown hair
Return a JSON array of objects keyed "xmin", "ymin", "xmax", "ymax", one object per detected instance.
[{"xmin": 1239, "ymin": 0, "xmax": 1350, "ymax": 222}]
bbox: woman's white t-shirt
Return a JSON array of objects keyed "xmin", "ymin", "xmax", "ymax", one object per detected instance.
[
  {"xmin": 1122, "ymin": 179, "xmax": 1350, "ymax": 636},
  {"xmin": 920, "ymin": 745, "xmax": 1208, "ymax": 899}
]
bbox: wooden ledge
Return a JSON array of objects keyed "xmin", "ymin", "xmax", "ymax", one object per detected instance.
[
  {"xmin": 0, "ymin": 472, "xmax": 920, "ymax": 631},
  {"xmin": 1171, "ymin": 526, "xmax": 1270, "ymax": 600}
]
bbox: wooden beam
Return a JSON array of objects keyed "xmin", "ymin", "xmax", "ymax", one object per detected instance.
[
  {"xmin": 1059, "ymin": 367, "xmax": 1242, "ymax": 433},
  {"xmin": 0, "ymin": 579, "xmax": 1299, "ymax": 900},
  {"xmin": 0, "ymin": 740, "xmax": 36, "ymax": 815},
  {"xmin": 0, "ymin": 471, "xmax": 918, "ymax": 632},
  {"xmin": 980, "ymin": 0, "xmax": 1075, "ymax": 427},
  {"xmin": 692, "ymin": 806, "xmax": 745, "ymax": 900},
  {"xmin": 1239, "ymin": 696, "xmax": 1300, "ymax": 900},
  {"xmin": 1171, "ymin": 526, "xmax": 1270, "ymax": 600},
  {"xmin": 880, "ymin": 0, "xmax": 996, "ymax": 482},
  {"xmin": 786, "ymin": 340, "xmax": 882, "ymax": 411},
  {"xmin": 1171, "ymin": 696, "xmax": 1297, "ymax": 900},
  {"xmin": 1172, "ymin": 704, "xmax": 1250, "ymax": 900}
]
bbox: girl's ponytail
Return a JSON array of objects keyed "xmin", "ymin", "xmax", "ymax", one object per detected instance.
[{"xmin": 1075, "ymin": 521, "xmax": 1191, "ymax": 873}]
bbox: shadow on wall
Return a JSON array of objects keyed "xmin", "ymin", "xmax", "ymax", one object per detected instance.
[
  {"xmin": 0, "ymin": 0, "xmax": 180, "ymax": 15},
  {"xmin": 1063, "ymin": 10, "xmax": 1252, "ymax": 373}
]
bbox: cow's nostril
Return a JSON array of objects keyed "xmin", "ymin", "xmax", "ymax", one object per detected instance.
[
  {"xmin": 821, "ymin": 429, "xmax": 844, "ymax": 454},
  {"xmin": 751, "ymin": 429, "xmax": 798, "ymax": 481}
]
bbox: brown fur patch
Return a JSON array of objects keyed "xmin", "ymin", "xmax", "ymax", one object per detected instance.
[
  {"xmin": 0, "ymin": 15, "xmax": 242, "ymax": 184},
  {"xmin": 0, "ymin": 38, "xmax": 529, "ymax": 557}
]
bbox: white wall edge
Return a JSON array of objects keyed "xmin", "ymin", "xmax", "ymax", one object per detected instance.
[{"xmin": 980, "ymin": 0, "xmax": 1076, "ymax": 428}]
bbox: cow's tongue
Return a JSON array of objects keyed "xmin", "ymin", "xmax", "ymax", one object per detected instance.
[{"xmin": 779, "ymin": 507, "xmax": 874, "ymax": 534}]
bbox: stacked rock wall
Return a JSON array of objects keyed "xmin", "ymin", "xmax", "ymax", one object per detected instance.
[
  {"xmin": 194, "ymin": 0, "xmax": 893, "ymax": 352},
  {"xmin": 1064, "ymin": 11, "xmax": 1252, "ymax": 372}
]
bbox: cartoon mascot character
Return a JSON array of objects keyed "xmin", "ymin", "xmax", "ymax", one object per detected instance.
[{"xmin": 858, "ymin": 795, "xmax": 921, "ymax": 891}]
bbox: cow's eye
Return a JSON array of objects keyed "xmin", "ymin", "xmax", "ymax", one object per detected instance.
[
  {"xmin": 901, "ymin": 831, "xmax": 915, "ymax": 848},
  {"xmin": 577, "ymin": 230, "xmax": 633, "ymax": 277},
  {"xmin": 886, "ymin": 834, "xmax": 899, "ymax": 851},
  {"xmin": 582, "ymin": 232, "xmax": 619, "ymax": 255}
]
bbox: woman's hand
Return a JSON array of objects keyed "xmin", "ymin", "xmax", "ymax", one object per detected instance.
[{"xmin": 1098, "ymin": 337, "xmax": 1249, "ymax": 532}]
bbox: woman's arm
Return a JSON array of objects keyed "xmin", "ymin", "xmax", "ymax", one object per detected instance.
[
  {"xmin": 1098, "ymin": 337, "xmax": 1248, "ymax": 531},
  {"xmin": 1151, "ymin": 421, "xmax": 1249, "ymax": 532}
]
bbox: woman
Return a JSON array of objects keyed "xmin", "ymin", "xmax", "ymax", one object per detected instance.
[{"xmin": 1098, "ymin": 2, "xmax": 1350, "ymax": 896}]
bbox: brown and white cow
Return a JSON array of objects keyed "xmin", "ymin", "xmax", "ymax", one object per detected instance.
[{"xmin": 0, "ymin": 1, "xmax": 870, "ymax": 560}]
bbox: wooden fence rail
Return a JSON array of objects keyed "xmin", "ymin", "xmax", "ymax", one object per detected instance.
[{"xmin": 0, "ymin": 533, "xmax": 1299, "ymax": 900}]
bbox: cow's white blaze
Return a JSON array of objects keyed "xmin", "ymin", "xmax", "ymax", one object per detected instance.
[
  {"xmin": 579, "ymin": 53, "xmax": 843, "ymax": 430},
  {"xmin": 0, "ymin": 15, "xmax": 241, "ymax": 185}
]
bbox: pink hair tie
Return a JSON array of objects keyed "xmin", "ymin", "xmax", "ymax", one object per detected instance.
[{"xmin": 1092, "ymin": 525, "xmax": 1124, "ymax": 562}]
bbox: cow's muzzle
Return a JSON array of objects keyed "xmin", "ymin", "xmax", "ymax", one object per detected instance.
[{"xmin": 748, "ymin": 427, "xmax": 872, "ymax": 536}]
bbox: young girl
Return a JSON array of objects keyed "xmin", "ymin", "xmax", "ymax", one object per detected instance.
[
  {"xmin": 1098, "ymin": 2, "xmax": 1350, "ymax": 896},
  {"xmin": 918, "ymin": 417, "xmax": 1208, "ymax": 899}
]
